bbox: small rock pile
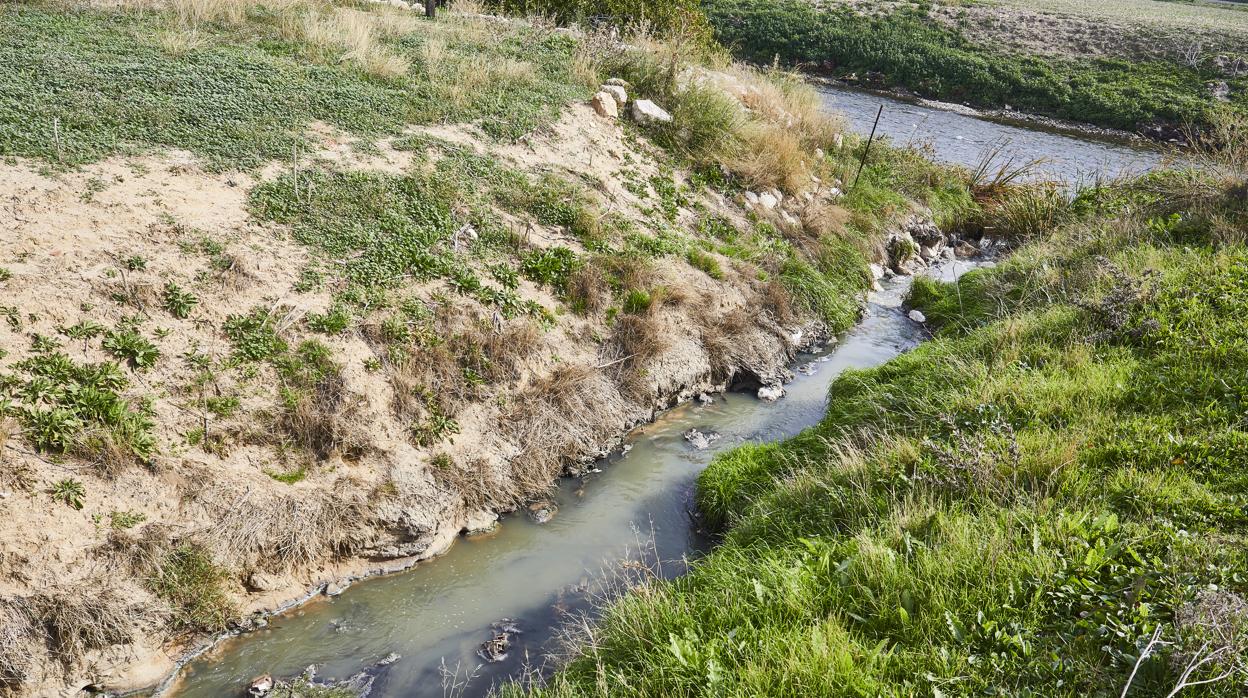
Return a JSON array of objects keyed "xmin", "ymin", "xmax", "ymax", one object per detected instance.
[{"xmin": 590, "ymin": 78, "xmax": 673, "ymax": 125}]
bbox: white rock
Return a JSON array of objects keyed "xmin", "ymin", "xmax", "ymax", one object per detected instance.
[
  {"xmin": 757, "ymin": 385, "xmax": 785, "ymax": 402},
  {"xmin": 768, "ymin": 189, "xmax": 784, "ymax": 204},
  {"xmin": 464, "ymin": 510, "xmax": 499, "ymax": 535},
  {"xmin": 743, "ymin": 191, "xmax": 760, "ymax": 205},
  {"xmin": 247, "ymin": 674, "xmax": 274, "ymax": 697},
  {"xmin": 632, "ymin": 99, "xmax": 672, "ymax": 125},
  {"xmin": 696, "ymin": 393, "xmax": 714, "ymax": 406},
  {"xmin": 600, "ymin": 84, "xmax": 628, "ymax": 107},
  {"xmin": 908, "ymin": 309, "xmax": 927, "ymax": 323},
  {"xmin": 869, "ymin": 263, "xmax": 886, "ymax": 280},
  {"xmin": 605, "ymin": 77, "xmax": 628, "ymax": 87},
  {"xmin": 325, "ymin": 581, "xmax": 350, "ymax": 597},
  {"xmin": 757, "ymin": 192, "xmax": 779, "ymax": 209},
  {"xmin": 683, "ymin": 428, "xmax": 721, "ymax": 450},
  {"xmin": 246, "ymin": 571, "xmax": 282, "ymax": 593},
  {"xmin": 828, "ymin": 187, "xmax": 843, "ymax": 198},
  {"xmin": 590, "ymin": 91, "xmax": 618, "ymax": 119}
]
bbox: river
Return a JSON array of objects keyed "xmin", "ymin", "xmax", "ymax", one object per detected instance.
[
  {"xmin": 818, "ymin": 84, "xmax": 1170, "ymax": 183},
  {"xmin": 168, "ymin": 90, "xmax": 1160, "ymax": 698}
]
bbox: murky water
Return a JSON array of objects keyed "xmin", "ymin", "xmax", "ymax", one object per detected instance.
[
  {"xmin": 819, "ymin": 85, "xmax": 1170, "ymax": 184},
  {"xmin": 169, "ymin": 265, "xmax": 966, "ymax": 698}
]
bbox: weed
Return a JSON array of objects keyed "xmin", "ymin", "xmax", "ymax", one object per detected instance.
[
  {"xmin": 521, "ymin": 247, "xmax": 580, "ymax": 291},
  {"xmin": 102, "ymin": 328, "xmax": 160, "ymax": 368},
  {"xmin": 108, "ymin": 510, "xmax": 146, "ymax": 530},
  {"xmin": 162, "ymin": 282, "xmax": 199, "ymax": 319},
  {"xmin": 48, "ymin": 479, "xmax": 86, "ymax": 510},
  {"xmin": 686, "ymin": 249, "xmax": 724, "ymax": 279},
  {"xmin": 223, "ymin": 308, "xmax": 287, "ymax": 362}
]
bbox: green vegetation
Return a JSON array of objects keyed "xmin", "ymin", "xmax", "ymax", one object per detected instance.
[
  {"xmin": 0, "ymin": 1, "xmax": 584, "ymax": 168},
  {"xmin": 162, "ymin": 282, "xmax": 199, "ymax": 319},
  {"xmin": 0, "ymin": 349, "xmax": 156, "ymax": 464},
  {"xmin": 521, "ymin": 151, "xmax": 1248, "ymax": 693},
  {"xmin": 102, "ymin": 327, "xmax": 160, "ymax": 368},
  {"xmin": 48, "ymin": 479, "xmax": 86, "ymax": 510},
  {"xmin": 703, "ymin": 0, "xmax": 1247, "ymax": 132},
  {"xmin": 486, "ymin": 0, "xmax": 710, "ymax": 41},
  {"xmin": 147, "ymin": 543, "xmax": 235, "ymax": 632}
]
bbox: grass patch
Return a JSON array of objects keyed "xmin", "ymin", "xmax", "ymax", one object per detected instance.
[
  {"xmin": 0, "ymin": 3, "xmax": 584, "ymax": 168},
  {"xmin": 517, "ymin": 164, "xmax": 1248, "ymax": 695},
  {"xmin": 703, "ymin": 0, "xmax": 1245, "ymax": 131}
]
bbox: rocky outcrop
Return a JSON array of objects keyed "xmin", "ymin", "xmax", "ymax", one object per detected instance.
[{"xmin": 632, "ymin": 99, "xmax": 673, "ymax": 125}]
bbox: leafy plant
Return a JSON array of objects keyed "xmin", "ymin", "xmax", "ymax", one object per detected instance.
[
  {"xmin": 521, "ymin": 247, "xmax": 580, "ymax": 291},
  {"xmin": 102, "ymin": 328, "xmax": 160, "ymax": 368},
  {"xmin": 223, "ymin": 308, "xmax": 287, "ymax": 362},
  {"xmin": 162, "ymin": 282, "xmax": 199, "ymax": 319},
  {"xmin": 48, "ymin": 479, "xmax": 86, "ymax": 510}
]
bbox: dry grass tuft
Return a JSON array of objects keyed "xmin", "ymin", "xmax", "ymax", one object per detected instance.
[
  {"xmin": 609, "ymin": 312, "xmax": 669, "ymax": 399},
  {"xmin": 392, "ymin": 344, "xmax": 475, "ymax": 419},
  {"xmin": 0, "ymin": 598, "xmax": 36, "ymax": 691},
  {"xmin": 429, "ymin": 454, "xmax": 514, "ymax": 512},
  {"xmin": 731, "ymin": 122, "xmax": 812, "ymax": 194},
  {"xmin": 279, "ymin": 370, "xmax": 363, "ymax": 461},
  {"xmin": 504, "ymin": 365, "xmax": 628, "ymax": 492},
  {"xmin": 195, "ymin": 479, "xmax": 374, "ymax": 571},
  {"xmin": 33, "ymin": 587, "xmax": 138, "ymax": 667},
  {"xmin": 698, "ymin": 307, "xmax": 755, "ymax": 380},
  {"xmin": 280, "ymin": 5, "xmax": 414, "ymax": 79},
  {"xmin": 101, "ymin": 523, "xmax": 174, "ymax": 577},
  {"xmin": 567, "ymin": 264, "xmax": 611, "ymax": 315}
]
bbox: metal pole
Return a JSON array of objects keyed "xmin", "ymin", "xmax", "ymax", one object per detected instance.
[{"xmin": 852, "ymin": 104, "xmax": 884, "ymax": 190}]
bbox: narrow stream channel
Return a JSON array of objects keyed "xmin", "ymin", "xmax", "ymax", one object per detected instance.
[
  {"xmin": 170, "ymin": 93, "xmax": 1162, "ymax": 698},
  {"xmin": 818, "ymin": 85, "xmax": 1169, "ymax": 183}
]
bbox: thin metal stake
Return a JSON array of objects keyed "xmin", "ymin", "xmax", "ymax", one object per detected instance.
[
  {"xmin": 852, "ymin": 104, "xmax": 884, "ymax": 190},
  {"xmin": 53, "ymin": 117, "xmax": 62, "ymax": 162}
]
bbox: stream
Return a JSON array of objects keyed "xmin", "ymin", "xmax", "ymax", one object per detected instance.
[
  {"xmin": 818, "ymin": 85, "xmax": 1169, "ymax": 183},
  {"xmin": 169, "ymin": 91, "xmax": 1162, "ymax": 698}
]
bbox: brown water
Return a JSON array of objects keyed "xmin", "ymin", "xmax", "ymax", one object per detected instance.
[{"xmin": 167, "ymin": 263, "xmax": 978, "ymax": 698}]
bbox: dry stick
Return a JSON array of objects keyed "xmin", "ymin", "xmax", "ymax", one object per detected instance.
[{"xmin": 851, "ymin": 104, "xmax": 884, "ymax": 191}]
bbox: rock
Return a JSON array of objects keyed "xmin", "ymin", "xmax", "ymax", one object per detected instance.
[
  {"xmin": 479, "ymin": 631, "xmax": 511, "ymax": 663},
  {"xmin": 940, "ymin": 246, "xmax": 956, "ymax": 261},
  {"xmin": 919, "ymin": 245, "xmax": 941, "ymax": 262},
  {"xmin": 757, "ymin": 191, "xmax": 779, "ymax": 209},
  {"xmin": 908, "ymin": 309, "xmax": 927, "ymax": 323},
  {"xmin": 743, "ymin": 191, "xmax": 760, "ymax": 206},
  {"xmin": 527, "ymin": 500, "xmax": 558, "ymax": 524},
  {"xmin": 325, "ymin": 581, "xmax": 349, "ymax": 597},
  {"xmin": 955, "ymin": 241, "xmax": 978, "ymax": 258},
  {"xmin": 768, "ymin": 189, "xmax": 784, "ymax": 205},
  {"xmin": 631, "ymin": 99, "xmax": 672, "ymax": 125},
  {"xmin": 621, "ymin": 443, "xmax": 633, "ymax": 454},
  {"xmin": 605, "ymin": 77, "xmax": 629, "ymax": 87},
  {"xmin": 797, "ymin": 362, "xmax": 818, "ymax": 376},
  {"xmin": 600, "ymin": 84, "xmax": 628, "ymax": 107},
  {"xmin": 464, "ymin": 510, "xmax": 499, "ymax": 535},
  {"xmin": 247, "ymin": 674, "xmax": 274, "ymax": 697},
  {"xmin": 246, "ymin": 571, "xmax": 282, "ymax": 593},
  {"xmin": 868, "ymin": 263, "xmax": 886, "ymax": 280},
  {"xmin": 683, "ymin": 428, "xmax": 721, "ymax": 450},
  {"xmin": 696, "ymin": 393, "xmax": 714, "ymax": 406},
  {"xmin": 591, "ymin": 91, "xmax": 618, "ymax": 119},
  {"xmin": 757, "ymin": 385, "xmax": 785, "ymax": 402},
  {"xmin": 1209, "ymin": 81, "xmax": 1232, "ymax": 102}
]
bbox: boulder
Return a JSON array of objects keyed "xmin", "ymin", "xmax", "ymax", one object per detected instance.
[
  {"xmin": 605, "ymin": 77, "xmax": 629, "ymax": 87},
  {"xmin": 632, "ymin": 99, "xmax": 672, "ymax": 125},
  {"xmin": 600, "ymin": 84, "xmax": 628, "ymax": 107},
  {"xmin": 743, "ymin": 191, "xmax": 760, "ymax": 206},
  {"xmin": 757, "ymin": 385, "xmax": 785, "ymax": 402},
  {"xmin": 908, "ymin": 309, "xmax": 927, "ymax": 323},
  {"xmin": 1209, "ymin": 81, "xmax": 1232, "ymax": 102},
  {"xmin": 247, "ymin": 674, "xmax": 274, "ymax": 697},
  {"xmin": 527, "ymin": 500, "xmax": 558, "ymax": 524},
  {"xmin": 696, "ymin": 393, "xmax": 714, "ymax": 406},
  {"xmin": 325, "ymin": 581, "xmax": 349, "ymax": 597},
  {"xmin": 246, "ymin": 571, "xmax": 282, "ymax": 593},
  {"xmin": 955, "ymin": 241, "xmax": 978, "ymax": 258},
  {"xmin": 590, "ymin": 91, "xmax": 618, "ymax": 119},
  {"xmin": 757, "ymin": 191, "xmax": 779, "ymax": 210}
]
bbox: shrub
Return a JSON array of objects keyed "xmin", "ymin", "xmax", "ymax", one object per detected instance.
[{"xmin": 223, "ymin": 308, "xmax": 288, "ymax": 361}]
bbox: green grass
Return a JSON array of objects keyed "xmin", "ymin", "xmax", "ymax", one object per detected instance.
[
  {"xmin": 0, "ymin": 3, "xmax": 584, "ymax": 168},
  {"xmin": 516, "ymin": 170, "xmax": 1248, "ymax": 695},
  {"xmin": 702, "ymin": 0, "xmax": 1246, "ymax": 131},
  {"xmin": 147, "ymin": 543, "xmax": 235, "ymax": 633}
]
